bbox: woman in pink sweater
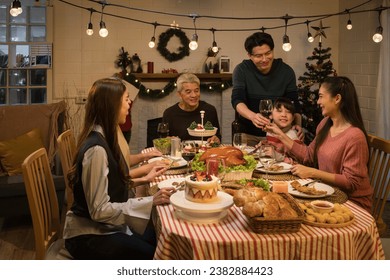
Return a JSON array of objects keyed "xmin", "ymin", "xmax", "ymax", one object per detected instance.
[{"xmin": 266, "ymin": 76, "xmax": 372, "ymax": 212}]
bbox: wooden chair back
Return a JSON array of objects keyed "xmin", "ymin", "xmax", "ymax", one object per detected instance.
[
  {"xmin": 57, "ymin": 129, "xmax": 76, "ymax": 210},
  {"xmin": 368, "ymin": 134, "xmax": 390, "ymax": 236},
  {"xmin": 22, "ymin": 148, "xmax": 61, "ymax": 259}
]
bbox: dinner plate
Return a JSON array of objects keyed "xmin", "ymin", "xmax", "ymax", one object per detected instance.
[
  {"xmin": 255, "ymin": 162, "xmax": 292, "ymax": 174},
  {"xmin": 157, "ymin": 177, "xmax": 185, "ymax": 189},
  {"xmin": 288, "ymin": 181, "xmax": 335, "ymax": 198},
  {"xmin": 148, "ymin": 156, "xmax": 187, "ymax": 169}
]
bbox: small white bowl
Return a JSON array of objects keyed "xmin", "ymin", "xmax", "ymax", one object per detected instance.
[{"xmin": 310, "ymin": 200, "xmax": 334, "ymax": 213}]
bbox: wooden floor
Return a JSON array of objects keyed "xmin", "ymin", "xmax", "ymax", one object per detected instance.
[{"xmin": 1, "ymin": 201, "xmax": 390, "ymax": 260}]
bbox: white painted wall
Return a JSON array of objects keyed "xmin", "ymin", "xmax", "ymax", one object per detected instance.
[{"xmin": 50, "ymin": 0, "xmax": 384, "ymax": 153}]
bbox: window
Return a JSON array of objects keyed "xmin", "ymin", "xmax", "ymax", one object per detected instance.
[{"xmin": 0, "ymin": 0, "xmax": 50, "ymax": 105}]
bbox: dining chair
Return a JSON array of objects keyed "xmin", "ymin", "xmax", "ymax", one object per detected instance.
[
  {"xmin": 22, "ymin": 147, "xmax": 72, "ymax": 259},
  {"xmin": 368, "ymin": 134, "xmax": 390, "ymax": 237},
  {"xmin": 57, "ymin": 129, "xmax": 76, "ymax": 211}
]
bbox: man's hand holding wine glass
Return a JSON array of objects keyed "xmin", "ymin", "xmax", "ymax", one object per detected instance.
[{"xmin": 256, "ymin": 99, "xmax": 273, "ymax": 130}]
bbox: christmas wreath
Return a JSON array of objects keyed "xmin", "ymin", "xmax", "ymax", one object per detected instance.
[{"xmin": 157, "ymin": 28, "xmax": 190, "ymax": 62}]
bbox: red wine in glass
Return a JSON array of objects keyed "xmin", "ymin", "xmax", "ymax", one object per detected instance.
[
  {"xmin": 260, "ymin": 109, "xmax": 272, "ymax": 118},
  {"xmin": 259, "ymin": 99, "xmax": 273, "ymax": 119},
  {"xmin": 182, "ymin": 152, "xmax": 196, "ymax": 162},
  {"xmin": 157, "ymin": 123, "xmax": 169, "ymax": 138}
]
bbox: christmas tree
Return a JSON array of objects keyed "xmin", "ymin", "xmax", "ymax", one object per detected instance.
[{"xmin": 298, "ymin": 21, "xmax": 336, "ymax": 144}]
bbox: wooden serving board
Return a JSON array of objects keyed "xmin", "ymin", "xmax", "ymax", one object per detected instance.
[{"xmin": 303, "ymin": 217, "xmax": 355, "ymax": 228}]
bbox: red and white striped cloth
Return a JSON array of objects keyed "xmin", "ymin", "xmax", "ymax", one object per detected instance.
[{"xmin": 152, "ymin": 174, "xmax": 385, "ymax": 260}]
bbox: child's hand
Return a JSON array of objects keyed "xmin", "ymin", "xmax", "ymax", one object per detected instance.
[{"xmin": 264, "ymin": 123, "xmax": 283, "ymax": 138}]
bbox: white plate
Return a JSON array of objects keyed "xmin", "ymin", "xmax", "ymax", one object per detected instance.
[
  {"xmin": 170, "ymin": 191, "xmax": 233, "ymax": 224},
  {"xmin": 288, "ymin": 180, "xmax": 335, "ymax": 198},
  {"xmin": 187, "ymin": 127, "xmax": 217, "ymax": 137},
  {"xmin": 256, "ymin": 162, "xmax": 292, "ymax": 174},
  {"xmin": 170, "ymin": 191, "xmax": 233, "ymax": 214},
  {"xmin": 148, "ymin": 156, "xmax": 187, "ymax": 169},
  {"xmin": 157, "ymin": 177, "xmax": 185, "ymax": 189}
]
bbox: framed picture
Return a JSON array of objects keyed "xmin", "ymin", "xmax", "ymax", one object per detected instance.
[{"xmin": 219, "ymin": 56, "xmax": 230, "ymax": 73}]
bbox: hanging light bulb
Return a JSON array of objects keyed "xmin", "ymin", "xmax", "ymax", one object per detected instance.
[
  {"xmin": 346, "ymin": 11, "xmax": 353, "ymax": 30},
  {"xmin": 189, "ymin": 14, "xmax": 199, "ymax": 51},
  {"xmin": 372, "ymin": 8, "xmax": 384, "ymax": 43},
  {"xmin": 99, "ymin": 4, "xmax": 108, "ymax": 38},
  {"xmin": 211, "ymin": 41, "xmax": 218, "ymax": 53},
  {"xmin": 10, "ymin": 0, "xmax": 22, "ymax": 17},
  {"xmin": 86, "ymin": 9, "xmax": 94, "ymax": 36},
  {"xmin": 372, "ymin": 26, "xmax": 383, "ymax": 43},
  {"xmin": 282, "ymin": 35, "xmax": 292, "ymax": 52},
  {"xmin": 99, "ymin": 21, "xmax": 108, "ymax": 37},
  {"xmin": 148, "ymin": 22, "xmax": 158, "ymax": 48},
  {"xmin": 282, "ymin": 15, "xmax": 292, "ymax": 52},
  {"xmin": 211, "ymin": 28, "xmax": 219, "ymax": 53},
  {"xmin": 306, "ymin": 20, "xmax": 314, "ymax": 43},
  {"xmin": 189, "ymin": 33, "xmax": 198, "ymax": 50},
  {"xmin": 148, "ymin": 37, "xmax": 155, "ymax": 48}
]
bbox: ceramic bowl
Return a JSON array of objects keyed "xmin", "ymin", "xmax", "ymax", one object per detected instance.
[{"xmin": 310, "ymin": 200, "xmax": 334, "ymax": 214}]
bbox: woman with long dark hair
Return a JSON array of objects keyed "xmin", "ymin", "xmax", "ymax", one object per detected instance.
[
  {"xmin": 63, "ymin": 78, "xmax": 175, "ymax": 259},
  {"xmin": 266, "ymin": 76, "xmax": 372, "ymax": 212}
]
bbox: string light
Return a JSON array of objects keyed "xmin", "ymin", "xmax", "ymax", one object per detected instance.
[
  {"xmin": 372, "ymin": 8, "xmax": 383, "ymax": 43},
  {"xmin": 211, "ymin": 28, "xmax": 219, "ymax": 53},
  {"xmin": 306, "ymin": 20, "xmax": 314, "ymax": 43},
  {"xmin": 58, "ymin": 1, "xmax": 388, "ymax": 46},
  {"xmin": 148, "ymin": 22, "xmax": 158, "ymax": 48},
  {"xmin": 10, "ymin": 0, "xmax": 22, "ymax": 17},
  {"xmin": 189, "ymin": 14, "xmax": 198, "ymax": 51},
  {"xmin": 346, "ymin": 10, "xmax": 353, "ymax": 30},
  {"xmin": 86, "ymin": 8, "xmax": 94, "ymax": 36},
  {"xmin": 99, "ymin": 3, "xmax": 108, "ymax": 37},
  {"xmin": 282, "ymin": 15, "xmax": 292, "ymax": 52}
]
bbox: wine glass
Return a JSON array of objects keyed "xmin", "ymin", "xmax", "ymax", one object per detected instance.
[
  {"xmin": 258, "ymin": 141, "xmax": 276, "ymax": 180},
  {"xmin": 157, "ymin": 122, "xmax": 169, "ymax": 138},
  {"xmin": 259, "ymin": 99, "xmax": 273, "ymax": 119},
  {"xmin": 232, "ymin": 133, "xmax": 247, "ymax": 151},
  {"xmin": 181, "ymin": 140, "xmax": 197, "ymax": 174},
  {"xmin": 206, "ymin": 158, "xmax": 226, "ymax": 183}
]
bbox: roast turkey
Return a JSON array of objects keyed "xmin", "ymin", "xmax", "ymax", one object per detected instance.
[{"xmin": 198, "ymin": 146, "xmax": 246, "ymax": 167}]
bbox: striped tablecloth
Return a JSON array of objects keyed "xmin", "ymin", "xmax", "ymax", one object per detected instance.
[{"xmin": 152, "ymin": 174, "xmax": 385, "ymax": 260}]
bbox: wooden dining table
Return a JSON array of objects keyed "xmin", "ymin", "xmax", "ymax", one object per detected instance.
[{"xmin": 144, "ymin": 148, "xmax": 385, "ymax": 260}]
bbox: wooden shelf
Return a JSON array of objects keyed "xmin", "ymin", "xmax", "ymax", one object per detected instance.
[{"xmin": 132, "ymin": 73, "xmax": 232, "ymax": 82}]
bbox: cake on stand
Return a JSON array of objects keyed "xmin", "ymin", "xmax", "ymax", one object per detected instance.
[{"xmin": 187, "ymin": 110, "xmax": 218, "ymax": 146}]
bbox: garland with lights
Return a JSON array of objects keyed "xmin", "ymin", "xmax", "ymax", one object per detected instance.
[
  {"xmin": 120, "ymin": 72, "xmax": 232, "ymax": 99},
  {"xmin": 157, "ymin": 28, "xmax": 190, "ymax": 62}
]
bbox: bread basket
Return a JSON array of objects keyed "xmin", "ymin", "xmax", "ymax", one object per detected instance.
[
  {"xmin": 246, "ymin": 193, "xmax": 304, "ymax": 234},
  {"xmin": 223, "ymin": 170, "xmax": 254, "ymax": 181}
]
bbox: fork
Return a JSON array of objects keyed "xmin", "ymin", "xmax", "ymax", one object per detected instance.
[
  {"xmin": 248, "ymin": 146, "xmax": 260, "ymax": 155},
  {"xmin": 301, "ymin": 179, "xmax": 320, "ymax": 187}
]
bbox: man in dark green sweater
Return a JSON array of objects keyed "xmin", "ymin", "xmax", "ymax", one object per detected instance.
[{"xmin": 231, "ymin": 32, "xmax": 303, "ymax": 146}]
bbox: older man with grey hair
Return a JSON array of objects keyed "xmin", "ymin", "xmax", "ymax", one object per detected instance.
[{"xmin": 163, "ymin": 72, "xmax": 221, "ymax": 143}]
